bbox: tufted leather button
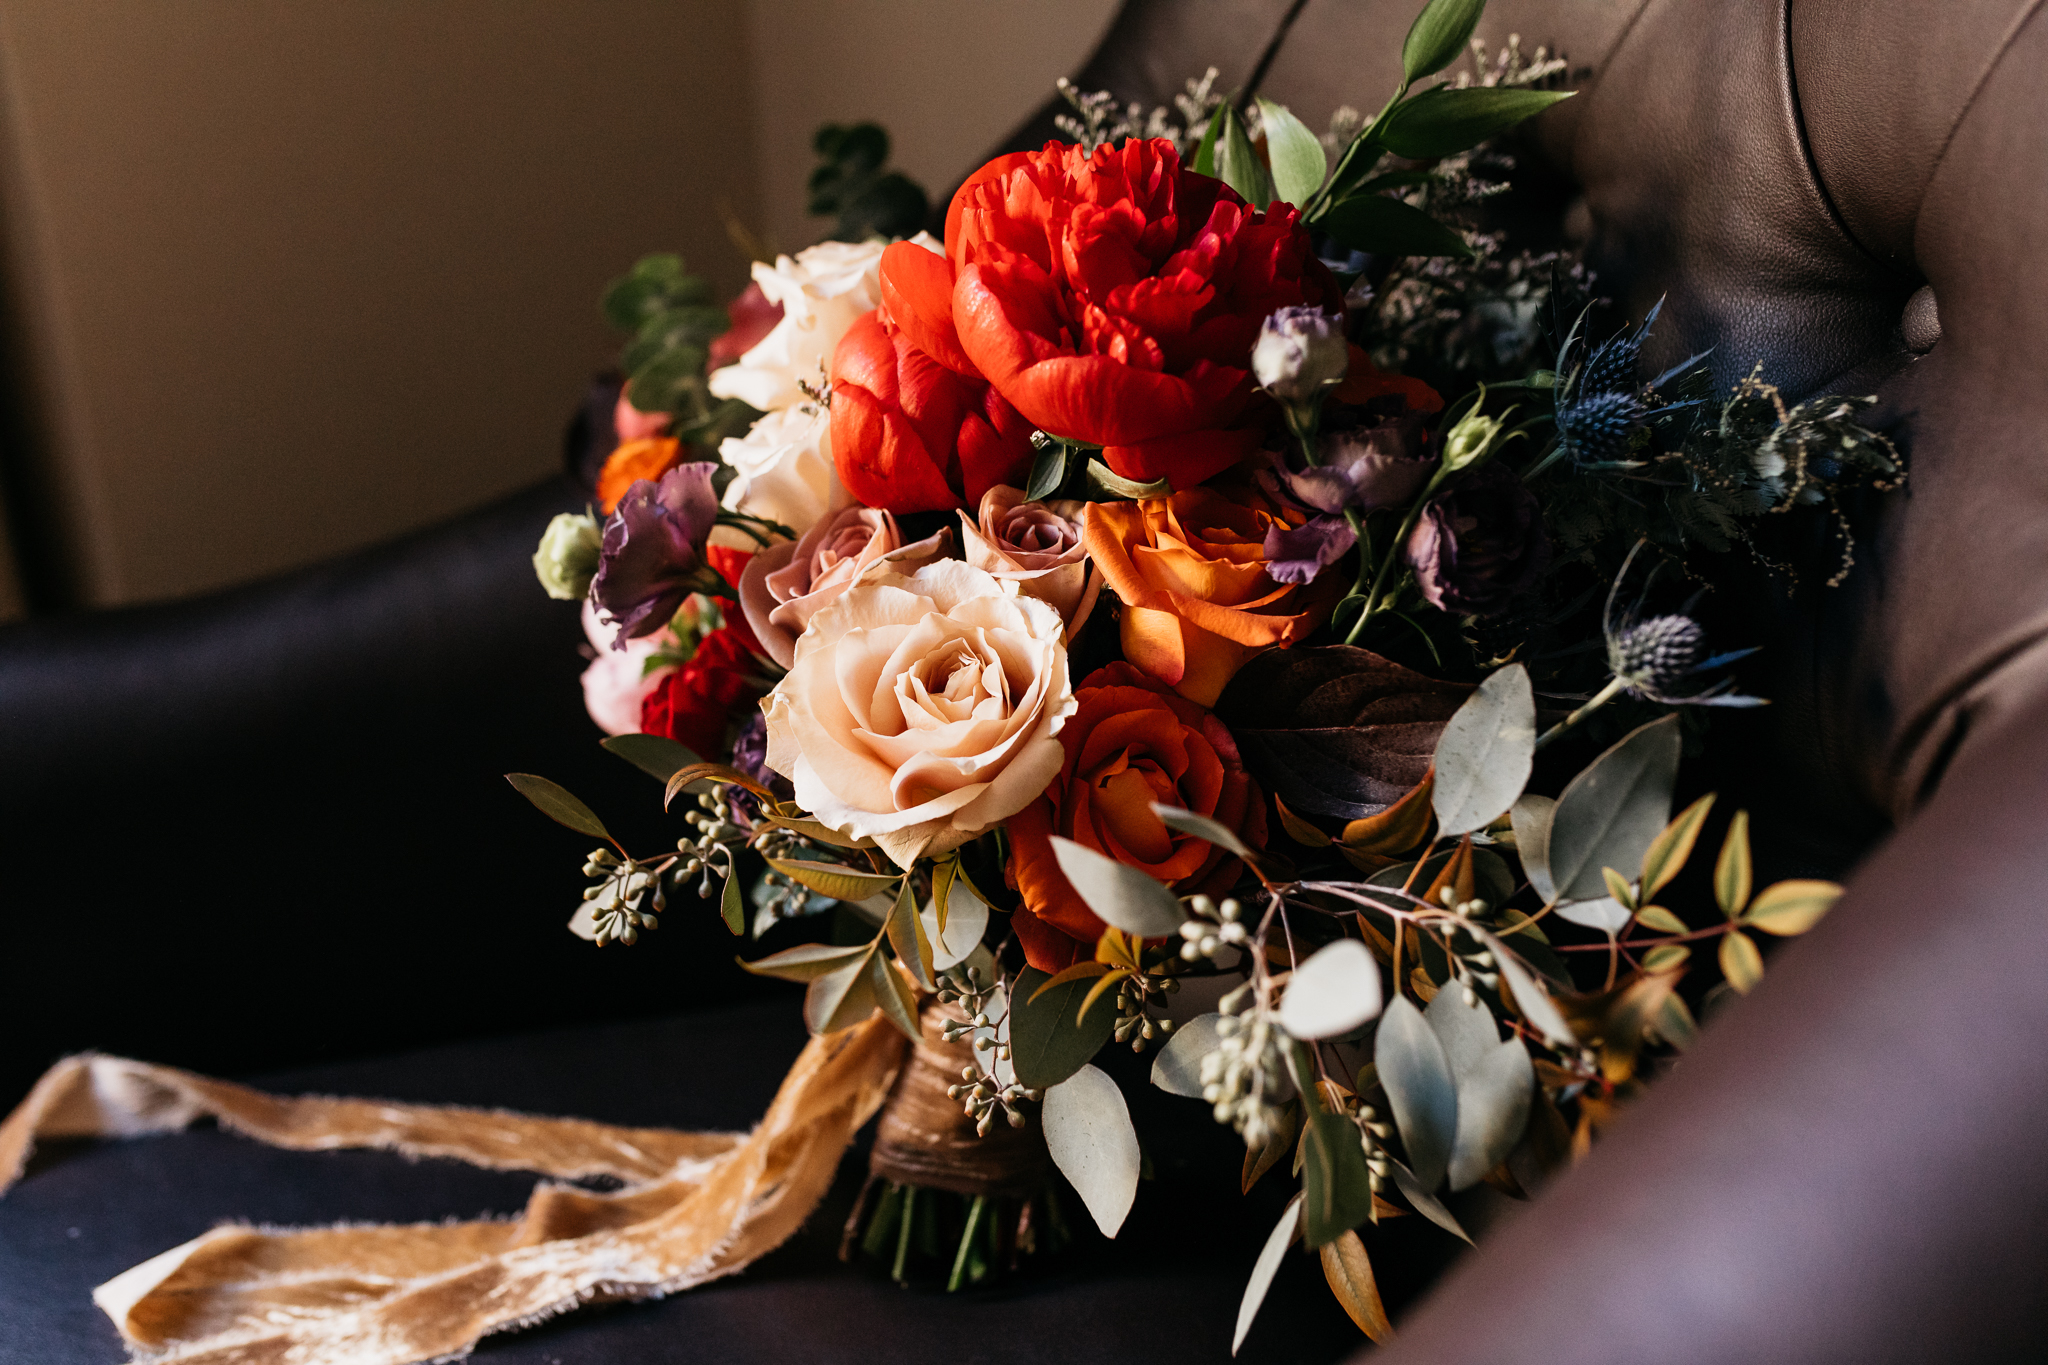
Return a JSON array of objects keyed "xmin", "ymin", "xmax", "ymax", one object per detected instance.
[{"xmin": 1901, "ymin": 284, "xmax": 1940, "ymax": 353}]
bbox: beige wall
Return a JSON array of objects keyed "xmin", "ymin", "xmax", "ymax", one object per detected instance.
[{"xmin": 0, "ymin": 0, "xmax": 1117, "ymax": 614}]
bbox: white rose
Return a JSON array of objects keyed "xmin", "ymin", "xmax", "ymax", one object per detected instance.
[
  {"xmin": 707, "ymin": 234, "xmax": 943, "ymax": 414},
  {"xmin": 763, "ymin": 559, "xmax": 1075, "ymax": 868},
  {"xmin": 717, "ymin": 403, "xmax": 842, "ymax": 537}
]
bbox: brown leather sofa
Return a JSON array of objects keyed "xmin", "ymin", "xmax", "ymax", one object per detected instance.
[{"xmin": 4, "ymin": 2, "xmax": 2045, "ymax": 1361}]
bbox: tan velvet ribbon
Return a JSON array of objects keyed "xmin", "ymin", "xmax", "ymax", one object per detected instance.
[{"xmin": 0, "ymin": 1016, "xmax": 908, "ymax": 1364}]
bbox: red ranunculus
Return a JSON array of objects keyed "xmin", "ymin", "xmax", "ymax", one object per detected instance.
[
  {"xmin": 640, "ymin": 624, "xmax": 769, "ymax": 762},
  {"xmin": 882, "ymin": 139, "xmax": 1338, "ymax": 489},
  {"xmin": 829, "ymin": 308, "xmax": 1036, "ymax": 513}
]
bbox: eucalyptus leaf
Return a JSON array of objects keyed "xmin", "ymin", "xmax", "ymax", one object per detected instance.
[
  {"xmin": 1401, "ymin": 0, "xmax": 1487, "ymax": 82},
  {"xmin": 919, "ymin": 877, "xmax": 989, "ymax": 971},
  {"xmin": 1390, "ymin": 1159, "xmax": 1471, "ymax": 1243},
  {"xmin": 1042, "ymin": 1064, "xmax": 1141, "ymax": 1238},
  {"xmin": 1479, "ymin": 931, "xmax": 1576, "ymax": 1048},
  {"xmin": 1320, "ymin": 1231, "xmax": 1394, "ymax": 1343},
  {"xmin": 1744, "ymin": 879, "xmax": 1839, "ymax": 936},
  {"xmin": 1510, "ymin": 794, "xmax": 1557, "ymax": 902},
  {"xmin": 1150, "ymin": 1013, "xmax": 1226, "ymax": 1097},
  {"xmin": 1151, "ymin": 803, "xmax": 1251, "ymax": 859},
  {"xmin": 1256, "ymin": 98, "xmax": 1327, "ymax": 206},
  {"xmin": 1553, "ymin": 895, "xmax": 1633, "ymax": 934},
  {"xmin": 1382, "ymin": 85, "xmax": 1574, "ymax": 160},
  {"xmin": 1233, "ymin": 1195, "xmax": 1303, "ymax": 1356},
  {"xmin": 1218, "ymin": 104, "xmax": 1276, "ymax": 209},
  {"xmin": 1319, "ymin": 191, "xmax": 1474, "ymax": 259},
  {"xmin": 1278, "ymin": 940, "xmax": 1384, "ymax": 1040},
  {"xmin": 766, "ymin": 856, "xmax": 901, "ymax": 902},
  {"xmin": 1300, "ymin": 1091, "xmax": 1376, "ymax": 1248},
  {"xmin": 1546, "ymin": 715, "xmax": 1681, "ymax": 903},
  {"xmin": 504, "ymin": 774, "xmax": 610, "ymax": 841},
  {"xmin": 1374, "ymin": 994, "xmax": 1458, "ymax": 1191},
  {"xmin": 1009, "ymin": 966, "xmax": 1118, "ymax": 1088},
  {"xmin": 1427, "ymin": 987, "xmax": 1533, "ymax": 1191},
  {"xmin": 1431, "ymin": 664, "xmax": 1535, "ymax": 836},
  {"xmin": 1050, "ymin": 836, "xmax": 1186, "ymax": 938},
  {"xmin": 599, "ymin": 733, "xmax": 701, "ymax": 783}
]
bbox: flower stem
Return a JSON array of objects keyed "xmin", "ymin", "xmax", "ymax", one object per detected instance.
[
  {"xmin": 1534, "ymin": 675, "xmax": 1628, "ymax": 750},
  {"xmin": 1346, "ymin": 467, "xmax": 1447, "ymax": 645},
  {"xmin": 948, "ymin": 1194, "xmax": 987, "ymax": 1291}
]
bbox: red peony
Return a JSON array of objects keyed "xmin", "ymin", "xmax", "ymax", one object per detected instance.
[
  {"xmin": 882, "ymin": 139, "xmax": 1338, "ymax": 489},
  {"xmin": 1005, "ymin": 662, "xmax": 1267, "ymax": 971},
  {"xmin": 640, "ymin": 622, "xmax": 769, "ymax": 762},
  {"xmin": 829, "ymin": 308, "xmax": 1037, "ymax": 513}
]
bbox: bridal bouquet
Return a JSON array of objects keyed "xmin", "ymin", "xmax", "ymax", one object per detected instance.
[{"xmin": 519, "ymin": 0, "xmax": 1900, "ymax": 1348}]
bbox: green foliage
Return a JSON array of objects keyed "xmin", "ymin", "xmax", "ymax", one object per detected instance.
[
  {"xmin": 808, "ymin": 123, "xmax": 930, "ymax": 242},
  {"xmin": 1380, "ymin": 86, "xmax": 1573, "ymax": 161},
  {"xmin": 1401, "ymin": 0, "xmax": 1489, "ymax": 82},
  {"xmin": 1009, "ymin": 966, "xmax": 1117, "ymax": 1089}
]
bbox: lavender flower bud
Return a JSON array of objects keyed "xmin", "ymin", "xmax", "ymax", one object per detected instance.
[
  {"xmin": 1252, "ymin": 306, "xmax": 1348, "ymax": 403},
  {"xmin": 532, "ymin": 512, "xmax": 602, "ymax": 601},
  {"xmin": 1440, "ymin": 407, "xmax": 1506, "ymax": 473}
]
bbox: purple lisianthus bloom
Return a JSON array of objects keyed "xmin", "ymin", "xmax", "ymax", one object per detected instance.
[
  {"xmin": 1405, "ymin": 460, "xmax": 1550, "ymax": 616},
  {"xmin": 1262, "ymin": 415, "xmax": 1436, "ymax": 585},
  {"xmin": 728, "ymin": 710, "xmax": 795, "ymax": 801},
  {"xmin": 591, "ymin": 462, "xmax": 722, "ymax": 645}
]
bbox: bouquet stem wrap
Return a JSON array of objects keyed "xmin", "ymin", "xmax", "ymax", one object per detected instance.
[{"xmin": 0, "ymin": 1017, "xmax": 908, "ymax": 1364}]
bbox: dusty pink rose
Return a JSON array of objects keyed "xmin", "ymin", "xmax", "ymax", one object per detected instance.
[
  {"xmin": 958, "ymin": 486, "xmax": 1101, "ymax": 639},
  {"xmin": 762, "ymin": 560, "xmax": 1076, "ymax": 868},
  {"xmin": 737, "ymin": 506, "xmax": 950, "ymax": 669},
  {"xmin": 613, "ymin": 391, "xmax": 674, "ymax": 444},
  {"xmin": 578, "ymin": 601, "xmax": 672, "ymax": 735}
]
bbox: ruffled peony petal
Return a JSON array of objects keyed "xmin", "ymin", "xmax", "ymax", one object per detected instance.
[{"xmin": 879, "ymin": 240, "xmax": 974, "ymax": 376}]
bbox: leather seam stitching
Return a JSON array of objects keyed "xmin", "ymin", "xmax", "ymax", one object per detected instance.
[{"xmin": 1918, "ymin": 0, "xmax": 2047, "ymax": 245}]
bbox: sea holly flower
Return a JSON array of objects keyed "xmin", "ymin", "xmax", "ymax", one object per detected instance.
[
  {"xmin": 590, "ymin": 463, "xmax": 725, "ymax": 643},
  {"xmin": 1555, "ymin": 299, "xmax": 1708, "ymax": 468},
  {"xmin": 1601, "ymin": 544, "xmax": 1763, "ymax": 708}
]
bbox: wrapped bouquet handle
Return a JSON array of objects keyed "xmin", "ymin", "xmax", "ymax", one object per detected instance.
[{"xmin": 0, "ymin": 1018, "xmax": 907, "ymax": 1365}]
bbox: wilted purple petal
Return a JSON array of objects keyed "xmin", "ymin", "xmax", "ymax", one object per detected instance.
[
  {"xmin": 1264, "ymin": 514, "xmax": 1356, "ymax": 586},
  {"xmin": 1323, "ymin": 416, "xmax": 1434, "ymax": 511},
  {"xmin": 1405, "ymin": 460, "xmax": 1549, "ymax": 616},
  {"xmin": 1278, "ymin": 466, "xmax": 1360, "ymax": 515},
  {"xmin": 591, "ymin": 462, "xmax": 722, "ymax": 644}
]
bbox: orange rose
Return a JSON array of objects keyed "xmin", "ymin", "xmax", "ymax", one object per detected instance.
[
  {"xmin": 1082, "ymin": 487, "xmax": 1333, "ymax": 707},
  {"xmin": 1006, "ymin": 663, "xmax": 1266, "ymax": 971}
]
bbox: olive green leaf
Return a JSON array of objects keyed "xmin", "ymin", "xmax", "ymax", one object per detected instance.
[
  {"xmin": 766, "ymin": 857, "xmax": 900, "ymax": 902},
  {"xmin": 1715, "ymin": 809, "xmax": 1754, "ymax": 918},
  {"xmin": 1743, "ymin": 879, "xmax": 1841, "ymax": 936},
  {"xmin": 1218, "ymin": 104, "xmax": 1277, "ymax": 209},
  {"xmin": 805, "ymin": 945, "xmax": 881, "ymax": 1034},
  {"xmin": 1641, "ymin": 793, "xmax": 1716, "ymax": 899},
  {"xmin": 1547, "ymin": 715, "xmax": 1682, "ymax": 904},
  {"xmin": 719, "ymin": 867, "xmax": 744, "ymax": 936},
  {"xmin": 1150, "ymin": 802, "xmax": 1252, "ymax": 859},
  {"xmin": 1719, "ymin": 930, "xmax": 1764, "ymax": 993},
  {"xmin": 1256, "ymin": 98, "xmax": 1328, "ymax": 206},
  {"xmin": 1381, "ymin": 85, "xmax": 1574, "ymax": 160},
  {"xmin": 1320, "ymin": 192, "xmax": 1474, "ymax": 259},
  {"xmin": 599, "ymin": 733, "xmax": 701, "ymax": 783},
  {"xmin": 504, "ymin": 774, "xmax": 610, "ymax": 841},
  {"xmin": 737, "ymin": 941, "xmax": 870, "ymax": 982},
  {"xmin": 1401, "ymin": 0, "xmax": 1487, "ymax": 82},
  {"xmin": 1427, "ymin": 985, "xmax": 1533, "ymax": 1191},
  {"xmin": 1374, "ymin": 994, "xmax": 1458, "ymax": 1191}
]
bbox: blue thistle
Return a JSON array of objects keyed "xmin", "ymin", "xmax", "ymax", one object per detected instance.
[{"xmin": 1554, "ymin": 299, "xmax": 1709, "ymax": 469}]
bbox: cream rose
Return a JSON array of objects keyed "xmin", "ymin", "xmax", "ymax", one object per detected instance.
[
  {"xmin": 958, "ymin": 486, "xmax": 1101, "ymax": 639},
  {"xmin": 708, "ymin": 235, "xmax": 942, "ymax": 414},
  {"xmin": 738, "ymin": 506, "xmax": 950, "ymax": 669},
  {"xmin": 763, "ymin": 560, "xmax": 1076, "ymax": 868},
  {"xmin": 717, "ymin": 402, "xmax": 842, "ymax": 535}
]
